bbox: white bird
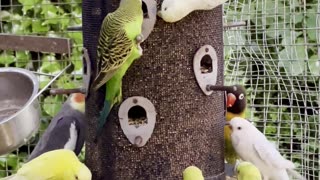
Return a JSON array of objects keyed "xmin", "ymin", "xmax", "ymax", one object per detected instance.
[
  {"xmin": 157, "ymin": 0, "xmax": 228, "ymax": 23},
  {"xmin": 227, "ymin": 117, "xmax": 305, "ymax": 180}
]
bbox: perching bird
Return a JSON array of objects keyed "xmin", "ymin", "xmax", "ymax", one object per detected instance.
[
  {"xmin": 182, "ymin": 166, "xmax": 204, "ymax": 180},
  {"xmin": 90, "ymin": 0, "xmax": 144, "ymax": 140},
  {"xmin": 235, "ymin": 161, "xmax": 262, "ymax": 180},
  {"xmin": 157, "ymin": 0, "xmax": 228, "ymax": 23},
  {"xmin": 227, "ymin": 117, "xmax": 305, "ymax": 180},
  {"xmin": 1, "ymin": 149, "xmax": 91, "ymax": 180},
  {"xmin": 28, "ymin": 93, "xmax": 86, "ymax": 161},
  {"xmin": 225, "ymin": 85, "xmax": 247, "ymax": 164},
  {"xmin": 208, "ymin": 85, "xmax": 247, "ymax": 164}
]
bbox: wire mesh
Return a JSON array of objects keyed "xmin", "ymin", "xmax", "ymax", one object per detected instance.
[
  {"xmin": 224, "ymin": 0, "xmax": 320, "ymax": 179},
  {"xmin": 0, "ymin": 0, "xmax": 83, "ymax": 177}
]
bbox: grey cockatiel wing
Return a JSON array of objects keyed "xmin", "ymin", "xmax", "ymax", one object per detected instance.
[
  {"xmin": 28, "ymin": 114, "xmax": 86, "ymax": 161},
  {"xmin": 28, "ymin": 95, "xmax": 86, "ymax": 162}
]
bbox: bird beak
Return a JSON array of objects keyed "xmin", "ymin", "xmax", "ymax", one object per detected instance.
[
  {"xmin": 157, "ymin": 11, "xmax": 163, "ymax": 18},
  {"xmin": 227, "ymin": 93, "xmax": 236, "ymax": 107}
]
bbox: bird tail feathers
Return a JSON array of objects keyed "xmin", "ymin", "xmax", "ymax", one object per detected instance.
[
  {"xmin": 287, "ymin": 169, "xmax": 306, "ymax": 180},
  {"xmin": 94, "ymin": 100, "xmax": 111, "ymax": 142}
]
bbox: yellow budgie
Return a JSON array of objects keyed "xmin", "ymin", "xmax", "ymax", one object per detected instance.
[
  {"xmin": 1, "ymin": 149, "xmax": 91, "ymax": 180},
  {"xmin": 183, "ymin": 166, "xmax": 204, "ymax": 180},
  {"xmin": 235, "ymin": 161, "xmax": 262, "ymax": 180}
]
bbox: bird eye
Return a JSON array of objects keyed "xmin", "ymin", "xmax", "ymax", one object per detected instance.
[
  {"xmin": 75, "ymin": 175, "xmax": 79, "ymax": 180},
  {"xmin": 239, "ymin": 93, "xmax": 244, "ymax": 100},
  {"xmin": 237, "ymin": 127, "xmax": 241, "ymax": 130},
  {"xmin": 164, "ymin": 7, "xmax": 167, "ymax": 11}
]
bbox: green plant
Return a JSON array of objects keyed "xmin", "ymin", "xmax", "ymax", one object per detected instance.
[{"xmin": 0, "ymin": 0, "xmax": 83, "ymax": 176}]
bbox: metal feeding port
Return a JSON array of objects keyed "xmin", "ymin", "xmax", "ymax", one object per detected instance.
[{"xmin": 118, "ymin": 96, "xmax": 156, "ymax": 147}]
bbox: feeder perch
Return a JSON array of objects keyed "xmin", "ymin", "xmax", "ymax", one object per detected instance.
[
  {"xmin": 118, "ymin": 96, "xmax": 156, "ymax": 147},
  {"xmin": 193, "ymin": 45, "xmax": 218, "ymax": 96}
]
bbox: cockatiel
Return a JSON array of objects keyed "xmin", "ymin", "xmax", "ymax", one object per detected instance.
[
  {"xmin": 157, "ymin": 0, "xmax": 228, "ymax": 23},
  {"xmin": 235, "ymin": 161, "xmax": 262, "ymax": 180},
  {"xmin": 182, "ymin": 166, "xmax": 204, "ymax": 180},
  {"xmin": 1, "ymin": 149, "xmax": 91, "ymax": 180},
  {"xmin": 227, "ymin": 117, "xmax": 305, "ymax": 180},
  {"xmin": 28, "ymin": 93, "xmax": 86, "ymax": 161},
  {"xmin": 90, "ymin": 0, "xmax": 144, "ymax": 140},
  {"xmin": 208, "ymin": 85, "xmax": 247, "ymax": 164}
]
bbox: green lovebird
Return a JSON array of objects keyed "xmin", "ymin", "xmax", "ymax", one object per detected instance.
[{"xmin": 91, "ymin": 0, "xmax": 144, "ymax": 141}]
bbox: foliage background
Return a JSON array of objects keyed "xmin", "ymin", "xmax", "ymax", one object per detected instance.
[
  {"xmin": 0, "ymin": 0, "xmax": 319, "ymax": 179},
  {"xmin": 0, "ymin": 0, "xmax": 83, "ymax": 176},
  {"xmin": 224, "ymin": 0, "xmax": 319, "ymax": 179}
]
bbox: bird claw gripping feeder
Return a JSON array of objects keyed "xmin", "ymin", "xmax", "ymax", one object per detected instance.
[
  {"xmin": 0, "ymin": 34, "xmax": 74, "ymax": 155},
  {"xmin": 84, "ymin": 0, "xmax": 225, "ymax": 179}
]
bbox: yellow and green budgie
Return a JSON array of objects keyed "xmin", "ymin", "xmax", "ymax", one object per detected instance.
[
  {"xmin": 1, "ymin": 149, "xmax": 91, "ymax": 180},
  {"xmin": 90, "ymin": 0, "xmax": 144, "ymax": 140},
  {"xmin": 235, "ymin": 161, "xmax": 262, "ymax": 180}
]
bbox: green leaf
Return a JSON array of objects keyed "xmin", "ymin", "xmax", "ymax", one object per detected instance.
[
  {"xmin": 40, "ymin": 55, "xmax": 62, "ymax": 73},
  {"xmin": 278, "ymin": 38, "xmax": 307, "ymax": 76},
  {"xmin": 308, "ymin": 55, "xmax": 320, "ymax": 76},
  {"xmin": 306, "ymin": 8, "xmax": 318, "ymax": 41},
  {"xmin": 43, "ymin": 95, "xmax": 63, "ymax": 117},
  {"xmin": 0, "ymin": 52, "xmax": 15, "ymax": 66},
  {"xmin": 18, "ymin": 0, "xmax": 42, "ymax": 14},
  {"xmin": 15, "ymin": 51, "xmax": 30, "ymax": 68},
  {"xmin": 0, "ymin": 11, "xmax": 11, "ymax": 21},
  {"xmin": 32, "ymin": 19, "xmax": 49, "ymax": 33},
  {"xmin": 56, "ymin": 75, "xmax": 77, "ymax": 89}
]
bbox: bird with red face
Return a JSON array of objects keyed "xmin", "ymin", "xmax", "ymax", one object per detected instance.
[{"xmin": 208, "ymin": 84, "xmax": 247, "ymax": 165}]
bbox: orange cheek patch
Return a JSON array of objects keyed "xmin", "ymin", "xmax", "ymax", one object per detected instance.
[{"xmin": 74, "ymin": 93, "xmax": 85, "ymax": 103}]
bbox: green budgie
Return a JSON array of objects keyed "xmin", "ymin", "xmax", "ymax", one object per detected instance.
[
  {"xmin": 235, "ymin": 161, "xmax": 262, "ymax": 180},
  {"xmin": 91, "ymin": 0, "xmax": 144, "ymax": 141}
]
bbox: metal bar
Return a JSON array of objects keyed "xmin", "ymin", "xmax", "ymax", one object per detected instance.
[
  {"xmin": 50, "ymin": 88, "xmax": 86, "ymax": 95},
  {"xmin": 67, "ymin": 26, "xmax": 83, "ymax": 31},
  {"xmin": 30, "ymin": 63, "xmax": 72, "ymax": 103},
  {"xmin": 223, "ymin": 21, "xmax": 247, "ymax": 29},
  {"xmin": 0, "ymin": 34, "xmax": 72, "ymax": 54}
]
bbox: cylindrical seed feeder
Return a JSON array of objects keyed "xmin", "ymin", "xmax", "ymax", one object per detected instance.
[{"xmin": 83, "ymin": 0, "xmax": 225, "ymax": 179}]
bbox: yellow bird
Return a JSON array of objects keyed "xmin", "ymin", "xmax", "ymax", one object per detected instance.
[
  {"xmin": 1, "ymin": 149, "xmax": 91, "ymax": 180},
  {"xmin": 183, "ymin": 166, "xmax": 204, "ymax": 180},
  {"xmin": 235, "ymin": 161, "xmax": 262, "ymax": 180}
]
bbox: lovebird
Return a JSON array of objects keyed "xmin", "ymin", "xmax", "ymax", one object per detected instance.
[
  {"xmin": 1, "ymin": 149, "xmax": 91, "ymax": 180},
  {"xmin": 182, "ymin": 166, "xmax": 204, "ymax": 180},
  {"xmin": 227, "ymin": 117, "xmax": 305, "ymax": 180},
  {"xmin": 90, "ymin": 0, "xmax": 144, "ymax": 140},
  {"xmin": 28, "ymin": 93, "xmax": 86, "ymax": 161},
  {"xmin": 208, "ymin": 85, "xmax": 247, "ymax": 164},
  {"xmin": 157, "ymin": 0, "xmax": 228, "ymax": 23},
  {"xmin": 235, "ymin": 161, "xmax": 262, "ymax": 180}
]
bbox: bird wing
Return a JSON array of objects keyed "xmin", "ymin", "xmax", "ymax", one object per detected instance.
[
  {"xmin": 28, "ymin": 116, "xmax": 81, "ymax": 161},
  {"xmin": 253, "ymin": 141, "xmax": 293, "ymax": 169},
  {"xmin": 92, "ymin": 13, "xmax": 134, "ymax": 91}
]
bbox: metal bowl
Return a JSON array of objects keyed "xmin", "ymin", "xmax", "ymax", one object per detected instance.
[{"xmin": 0, "ymin": 67, "xmax": 40, "ymax": 155}]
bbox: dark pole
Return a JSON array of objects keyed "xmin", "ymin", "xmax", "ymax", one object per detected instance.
[{"xmin": 83, "ymin": 0, "xmax": 226, "ymax": 179}]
